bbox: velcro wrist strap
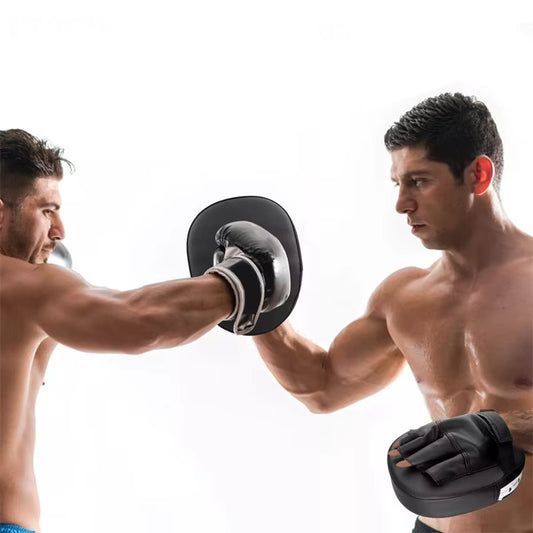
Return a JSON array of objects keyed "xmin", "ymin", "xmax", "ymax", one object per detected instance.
[
  {"xmin": 206, "ymin": 256, "xmax": 265, "ymax": 335},
  {"xmin": 477, "ymin": 410, "xmax": 515, "ymax": 472}
]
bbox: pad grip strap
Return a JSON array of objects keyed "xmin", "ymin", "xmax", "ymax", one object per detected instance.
[{"xmin": 477, "ymin": 410, "xmax": 516, "ymax": 472}]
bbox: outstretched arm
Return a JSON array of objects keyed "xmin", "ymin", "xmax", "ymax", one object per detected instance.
[
  {"xmin": 253, "ymin": 303, "xmax": 405, "ymax": 413},
  {"xmin": 20, "ymin": 219, "xmax": 292, "ymax": 354},
  {"xmin": 29, "ymin": 265, "xmax": 234, "ymax": 353}
]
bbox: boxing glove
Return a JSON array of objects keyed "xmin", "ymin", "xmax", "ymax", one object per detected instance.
[
  {"xmin": 48, "ymin": 241, "xmax": 73, "ymax": 269},
  {"xmin": 206, "ymin": 221, "xmax": 290, "ymax": 334}
]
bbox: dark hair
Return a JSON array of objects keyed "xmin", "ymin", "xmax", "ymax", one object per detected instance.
[
  {"xmin": 0, "ymin": 129, "xmax": 73, "ymax": 205},
  {"xmin": 384, "ymin": 93, "xmax": 504, "ymax": 193}
]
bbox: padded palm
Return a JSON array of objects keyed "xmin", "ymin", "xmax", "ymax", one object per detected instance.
[{"xmin": 396, "ymin": 413, "xmax": 504, "ymax": 485}]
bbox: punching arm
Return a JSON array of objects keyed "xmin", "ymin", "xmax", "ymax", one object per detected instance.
[{"xmin": 254, "ymin": 313, "xmax": 405, "ymax": 413}]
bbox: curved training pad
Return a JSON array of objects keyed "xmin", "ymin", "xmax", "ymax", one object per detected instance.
[
  {"xmin": 387, "ymin": 410, "xmax": 525, "ymax": 517},
  {"xmin": 187, "ymin": 196, "xmax": 303, "ymax": 335}
]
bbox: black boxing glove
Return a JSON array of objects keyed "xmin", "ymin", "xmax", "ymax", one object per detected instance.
[
  {"xmin": 48, "ymin": 241, "xmax": 73, "ymax": 269},
  {"xmin": 205, "ymin": 221, "xmax": 290, "ymax": 335}
]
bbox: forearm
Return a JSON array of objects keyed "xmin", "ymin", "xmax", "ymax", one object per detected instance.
[
  {"xmin": 254, "ymin": 314, "xmax": 406, "ymax": 413},
  {"xmin": 39, "ymin": 271, "xmax": 234, "ymax": 354},
  {"xmin": 253, "ymin": 322, "xmax": 328, "ymax": 406},
  {"xmin": 117, "ymin": 273, "xmax": 234, "ymax": 351},
  {"xmin": 500, "ymin": 410, "xmax": 533, "ymax": 454}
]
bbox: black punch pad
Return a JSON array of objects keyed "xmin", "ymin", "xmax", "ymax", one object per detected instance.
[
  {"xmin": 387, "ymin": 416, "xmax": 525, "ymax": 517},
  {"xmin": 187, "ymin": 196, "xmax": 303, "ymax": 335}
]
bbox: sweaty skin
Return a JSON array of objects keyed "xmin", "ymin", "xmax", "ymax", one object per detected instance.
[
  {"xmin": 254, "ymin": 146, "xmax": 533, "ymax": 533},
  {"xmin": 0, "ymin": 177, "xmax": 233, "ymax": 531}
]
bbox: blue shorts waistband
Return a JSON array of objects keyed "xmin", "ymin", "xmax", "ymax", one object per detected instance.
[{"xmin": 0, "ymin": 524, "xmax": 36, "ymax": 533}]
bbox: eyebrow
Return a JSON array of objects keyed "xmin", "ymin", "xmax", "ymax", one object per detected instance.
[
  {"xmin": 38, "ymin": 201, "xmax": 61, "ymax": 210},
  {"xmin": 390, "ymin": 170, "xmax": 430, "ymax": 183}
]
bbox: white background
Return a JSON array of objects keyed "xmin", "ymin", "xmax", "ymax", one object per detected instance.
[{"xmin": 2, "ymin": 1, "xmax": 533, "ymax": 532}]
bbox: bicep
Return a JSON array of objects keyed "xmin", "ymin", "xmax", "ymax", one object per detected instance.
[
  {"xmin": 34, "ymin": 268, "xmax": 151, "ymax": 353},
  {"xmin": 322, "ymin": 314, "xmax": 405, "ymax": 409}
]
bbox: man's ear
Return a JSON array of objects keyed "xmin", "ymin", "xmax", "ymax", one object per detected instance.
[
  {"xmin": 0, "ymin": 198, "xmax": 5, "ymax": 228},
  {"xmin": 471, "ymin": 155, "xmax": 494, "ymax": 195}
]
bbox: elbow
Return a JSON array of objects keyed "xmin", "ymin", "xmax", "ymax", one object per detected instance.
[
  {"xmin": 295, "ymin": 390, "xmax": 339, "ymax": 415},
  {"xmin": 121, "ymin": 343, "xmax": 154, "ymax": 356},
  {"xmin": 306, "ymin": 401, "xmax": 339, "ymax": 415},
  {"xmin": 110, "ymin": 330, "xmax": 160, "ymax": 355},
  {"xmin": 297, "ymin": 386, "xmax": 362, "ymax": 414},
  {"xmin": 107, "ymin": 318, "xmax": 170, "ymax": 355},
  {"xmin": 116, "ymin": 310, "xmax": 194, "ymax": 355},
  {"xmin": 121, "ymin": 326, "xmax": 202, "ymax": 355},
  {"xmin": 119, "ymin": 326, "xmax": 188, "ymax": 355},
  {"xmin": 290, "ymin": 373, "xmax": 340, "ymax": 414},
  {"xmin": 306, "ymin": 403, "xmax": 331, "ymax": 415}
]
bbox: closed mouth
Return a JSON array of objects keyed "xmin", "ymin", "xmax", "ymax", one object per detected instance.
[{"xmin": 410, "ymin": 224, "xmax": 426, "ymax": 234}]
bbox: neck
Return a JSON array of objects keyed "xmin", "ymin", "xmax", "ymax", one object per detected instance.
[{"xmin": 439, "ymin": 194, "xmax": 522, "ymax": 278}]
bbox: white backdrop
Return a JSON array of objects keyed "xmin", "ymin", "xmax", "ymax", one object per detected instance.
[{"xmin": 2, "ymin": 1, "xmax": 533, "ymax": 532}]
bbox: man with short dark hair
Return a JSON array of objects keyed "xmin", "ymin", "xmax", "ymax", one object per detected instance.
[
  {"xmin": 0, "ymin": 129, "xmax": 291, "ymax": 532},
  {"xmin": 254, "ymin": 94, "xmax": 533, "ymax": 532}
]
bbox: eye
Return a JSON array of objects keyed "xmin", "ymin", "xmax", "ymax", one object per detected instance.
[
  {"xmin": 43, "ymin": 209, "xmax": 53, "ymax": 217},
  {"xmin": 411, "ymin": 178, "xmax": 424, "ymax": 187}
]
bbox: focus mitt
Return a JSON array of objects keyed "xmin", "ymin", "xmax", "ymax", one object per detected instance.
[
  {"xmin": 387, "ymin": 410, "xmax": 525, "ymax": 517},
  {"xmin": 187, "ymin": 196, "xmax": 302, "ymax": 335}
]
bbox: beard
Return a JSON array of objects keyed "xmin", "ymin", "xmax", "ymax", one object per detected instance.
[{"xmin": 2, "ymin": 212, "xmax": 47, "ymax": 264}]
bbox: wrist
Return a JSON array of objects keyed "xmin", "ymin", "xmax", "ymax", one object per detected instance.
[
  {"xmin": 205, "ymin": 256, "xmax": 265, "ymax": 335},
  {"xmin": 499, "ymin": 411, "xmax": 533, "ymax": 454},
  {"xmin": 203, "ymin": 272, "xmax": 236, "ymax": 320}
]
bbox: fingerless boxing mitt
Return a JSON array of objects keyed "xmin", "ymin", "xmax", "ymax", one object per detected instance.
[{"xmin": 387, "ymin": 410, "xmax": 525, "ymax": 517}]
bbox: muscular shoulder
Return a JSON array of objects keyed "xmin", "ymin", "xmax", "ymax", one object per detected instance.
[
  {"xmin": 0, "ymin": 255, "xmax": 86, "ymax": 318},
  {"xmin": 0, "ymin": 255, "xmax": 37, "ymax": 303},
  {"xmin": 367, "ymin": 265, "xmax": 433, "ymax": 317}
]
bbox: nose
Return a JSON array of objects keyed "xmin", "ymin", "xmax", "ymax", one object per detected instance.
[
  {"xmin": 49, "ymin": 212, "xmax": 66, "ymax": 241},
  {"xmin": 395, "ymin": 184, "xmax": 417, "ymax": 214}
]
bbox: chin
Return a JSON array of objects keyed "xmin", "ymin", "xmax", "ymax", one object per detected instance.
[{"xmin": 419, "ymin": 238, "xmax": 444, "ymax": 251}]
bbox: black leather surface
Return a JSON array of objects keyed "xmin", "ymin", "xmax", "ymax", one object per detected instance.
[{"xmin": 187, "ymin": 196, "xmax": 303, "ymax": 335}]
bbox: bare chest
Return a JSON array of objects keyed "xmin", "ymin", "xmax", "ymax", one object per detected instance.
[{"xmin": 387, "ymin": 272, "xmax": 533, "ymax": 415}]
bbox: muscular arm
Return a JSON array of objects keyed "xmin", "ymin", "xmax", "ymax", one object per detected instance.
[
  {"xmin": 26, "ymin": 265, "xmax": 234, "ymax": 354},
  {"xmin": 254, "ymin": 308, "xmax": 405, "ymax": 413}
]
